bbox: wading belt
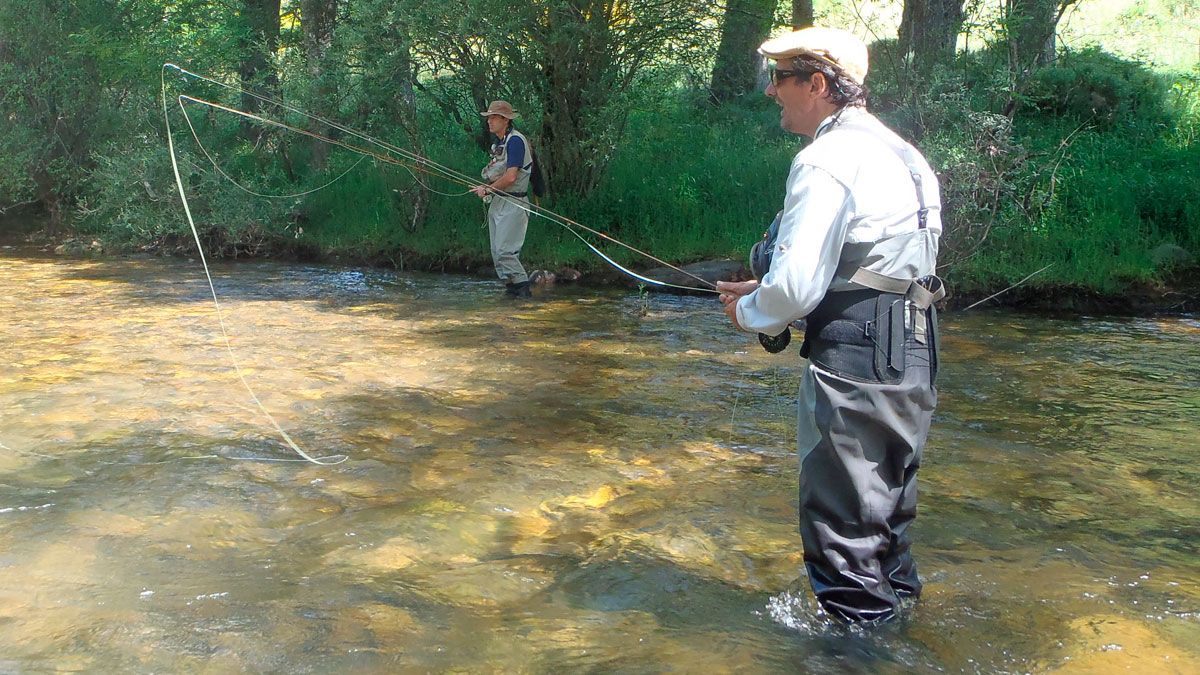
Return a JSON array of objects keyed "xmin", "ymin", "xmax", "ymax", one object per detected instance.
[{"xmin": 800, "ymin": 288, "xmax": 909, "ymax": 384}]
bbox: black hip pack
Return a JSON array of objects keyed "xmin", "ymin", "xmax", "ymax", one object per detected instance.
[{"xmin": 799, "ymin": 287, "xmax": 938, "ymax": 385}]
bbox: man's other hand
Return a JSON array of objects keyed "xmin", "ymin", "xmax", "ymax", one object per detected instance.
[{"xmin": 716, "ymin": 280, "xmax": 758, "ymax": 332}]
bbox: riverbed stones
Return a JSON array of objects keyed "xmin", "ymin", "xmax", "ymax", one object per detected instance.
[
  {"xmin": 67, "ymin": 510, "xmax": 149, "ymax": 537},
  {"xmin": 1052, "ymin": 613, "xmax": 1199, "ymax": 673},
  {"xmin": 52, "ymin": 238, "xmax": 103, "ymax": 256},
  {"xmin": 415, "ymin": 557, "xmax": 557, "ymax": 608},
  {"xmin": 330, "ymin": 602, "xmax": 422, "ymax": 647}
]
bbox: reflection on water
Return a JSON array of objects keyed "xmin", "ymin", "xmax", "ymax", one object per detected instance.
[{"xmin": 1, "ymin": 253, "xmax": 1197, "ymax": 671}]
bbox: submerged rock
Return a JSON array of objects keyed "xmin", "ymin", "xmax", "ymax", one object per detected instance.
[
  {"xmin": 639, "ymin": 259, "xmax": 752, "ymax": 294},
  {"xmin": 1051, "ymin": 614, "xmax": 1200, "ymax": 673},
  {"xmin": 530, "ymin": 267, "xmax": 582, "ymax": 285},
  {"xmin": 52, "ymin": 238, "xmax": 104, "ymax": 256}
]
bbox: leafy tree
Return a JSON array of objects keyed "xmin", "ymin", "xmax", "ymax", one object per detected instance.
[
  {"xmin": 299, "ymin": 0, "xmax": 337, "ymax": 169},
  {"xmin": 709, "ymin": 0, "xmax": 777, "ymax": 103},
  {"xmin": 337, "ymin": 0, "xmax": 426, "ymax": 230},
  {"xmin": 405, "ymin": 0, "xmax": 716, "ymax": 196},
  {"xmin": 1005, "ymin": 0, "xmax": 1057, "ymax": 69},
  {"xmin": 236, "ymin": 0, "xmax": 282, "ymax": 136},
  {"xmin": 0, "ymin": 0, "xmax": 159, "ymax": 233},
  {"xmin": 1001, "ymin": 0, "xmax": 1084, "ymax": 116}
]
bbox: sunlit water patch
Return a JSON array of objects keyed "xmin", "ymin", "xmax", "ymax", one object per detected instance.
[{"xmin": 1, "ymin": 254, "xmax": 1197, "ymax": 671}]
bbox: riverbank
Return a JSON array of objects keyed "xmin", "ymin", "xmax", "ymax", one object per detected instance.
[
  {"xmin": 7, "ymin": 227, "xmax": 1197, "ymax": 317},
  {"xmin": 616, "ymin": 256, "xmax": 1200, "ymax": 315}
]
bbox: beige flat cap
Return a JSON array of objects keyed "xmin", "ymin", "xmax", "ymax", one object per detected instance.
[
  {"xmin": 479, "ymin": 100, "xmax": 519, "ymax": 119},
  {"xmin": 759, "ymin": 27, "xmax": 869, "ymax": 85}
]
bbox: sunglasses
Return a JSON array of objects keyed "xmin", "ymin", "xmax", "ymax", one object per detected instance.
[{"xmin": 769, "ymin": 67, "xmax": 813, "ymax": 86}]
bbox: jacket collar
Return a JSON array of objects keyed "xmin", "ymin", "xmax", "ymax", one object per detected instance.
[{"xmin": 815, "ymin": 105, "xmax": 867, "ymax": 139}]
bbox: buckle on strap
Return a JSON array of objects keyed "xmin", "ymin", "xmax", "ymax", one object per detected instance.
[
  {"xmin": 906, "ymin": 275, "xmax": 945, "ymax": 310},
  {"xmin": 847, "ymin": 268, "xmax": 946, "ymax": 310}
]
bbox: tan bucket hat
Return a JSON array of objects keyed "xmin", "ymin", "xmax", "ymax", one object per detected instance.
[
  {"xmin": 479, "ymin": 100, "xmax": 519, "ymax": 120},
  {"xmin": 758, "ymin": 27, "xmax": 869, "ymax": 85}
]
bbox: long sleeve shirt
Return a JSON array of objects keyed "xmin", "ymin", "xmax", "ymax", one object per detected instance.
[{"xmin": 735, "ymin": 108, "xmax": 941, "ymax": 336}]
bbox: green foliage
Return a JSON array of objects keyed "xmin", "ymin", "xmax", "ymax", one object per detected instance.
[
  {"xmin": 0, "ymin": 0, "xmax": 260, "ymax": 229},
  {"xmin": 79, "ymin": 124, "xmax": 299, "ymax": 258},
  {"xmin": 861, "ymin": 38, "xmax": 1200, "ymax": 294},
  {"xmin": 0, "ymin": 0, "xmax": 127, "ymax": 227},
  {"xmin": 2, "ymin": 0, "xmax": 1198, "ymax": 302},
  {"xmin": 1025, "ymin": 47, "xmax": 1170, "ymax": 124},
  {"xmin": 574, "ymin": 92, "xmax": 795, "ymax": 263},
  {"xmin": 1168, "ymin": 67, "xmax": 1200, "ymax": 144},
  {"xmin": 927, "ymin": 71, "xmax": 1200, "ymax": 292}
]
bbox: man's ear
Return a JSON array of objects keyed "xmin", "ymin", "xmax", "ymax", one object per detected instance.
[{"xmin": 809, "ymin": 71, "xmax": 829, "ymax": 97}]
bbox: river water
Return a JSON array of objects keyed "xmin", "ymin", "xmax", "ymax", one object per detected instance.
[{"xmin": 1, "ymin": 253, "xmax": 1197, "ymax": 672}]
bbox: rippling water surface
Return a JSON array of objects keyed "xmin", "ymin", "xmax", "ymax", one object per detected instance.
[{"xmin": 1, "ymin": 253, "xmax": 1197, "ymax": 672}]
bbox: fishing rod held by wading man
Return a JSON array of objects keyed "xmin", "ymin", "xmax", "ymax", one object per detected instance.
[{"xmin": 717, "ymin": 26, "xmax": 945, "ymax": 624}]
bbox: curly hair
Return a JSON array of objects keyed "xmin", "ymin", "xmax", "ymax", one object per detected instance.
[{"xmin": 789, "ymin": 54, "xmax": 869, "ymax": 108}]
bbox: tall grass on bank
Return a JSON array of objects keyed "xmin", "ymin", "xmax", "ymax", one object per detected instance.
[
  {"xmin": 78, "ymin": 53, "xmax": 1199, "ymax": 296},
  {"xmin": 270, "ymin": 91, "xmax": 800, "ymax": 274},
  {"xmin": 953, "ymin": 118, "xmax": 1200, "ymax": 293},
  {"xmin": 939, "ymin": 53, "xmax": 1200, "ymax": 294}
]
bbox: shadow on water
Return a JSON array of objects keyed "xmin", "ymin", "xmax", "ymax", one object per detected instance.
[{"xmin": 2, "ymin": 254, "xmax": 1199, "ymax": 671}]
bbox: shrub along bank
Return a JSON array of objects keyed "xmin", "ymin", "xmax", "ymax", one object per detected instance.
[{"xmin": 13, "ymin": 44, "xmax": 1200, "ymax": 307}]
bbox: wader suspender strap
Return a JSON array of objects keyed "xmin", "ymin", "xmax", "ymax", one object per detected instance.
[
  {"xmin": 837, "ymin": 118, "xmax": 945, "ymax": 309},
  {"xmin": 859, "ymin": 122, "xmax": 931, "ymax": 231}
]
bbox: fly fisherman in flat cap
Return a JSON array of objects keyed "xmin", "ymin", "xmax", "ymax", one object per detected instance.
[
  {"xmin": 717, "ymin": 27, "xmax": 945, "ymax": 624},
  {"xmin": 473, "ymin": 100, "xmax": 535, "ymax": 298}
]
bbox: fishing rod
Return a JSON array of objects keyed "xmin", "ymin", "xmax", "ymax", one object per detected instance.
[
  {"xmin": 163, "ymin": 63, "xmax": 719, "ymax": 294},
  {"xmin": 159, "ymin": 64, "xmax": 728, "ymax": 467},
  {"xmin": 962, "ymin": 263, "xmax": 1054, "ymax": 310},
  {"xmin": 174, "ymin": 94, "xmax": 708, "ymax": 293},
  {"xmin": 161, "ymin": 67, "xmax": 347, "ymax": 466}
]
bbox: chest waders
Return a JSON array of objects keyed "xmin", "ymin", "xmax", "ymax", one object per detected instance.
[{"xmin": 757, "ymin": 115, "xmax": 946, "ymax": 623}]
